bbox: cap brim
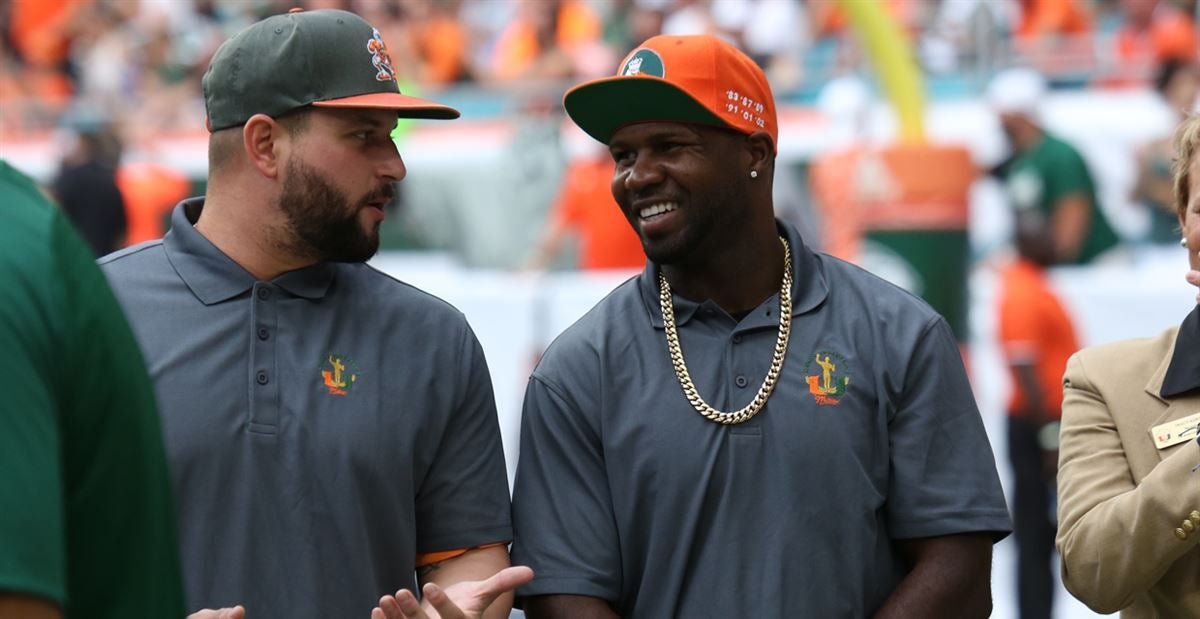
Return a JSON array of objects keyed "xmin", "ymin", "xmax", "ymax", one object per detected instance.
[
  {"xmin": 564, "ymin": 77, "xmax": 728, "ymax": 144},
  {"xmin": 313, "ymin": 92, "xmax": 460, "ymax": 119}
]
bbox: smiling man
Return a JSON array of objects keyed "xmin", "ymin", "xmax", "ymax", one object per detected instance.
[
  {"xmin": 99, "ymin": 9, "xmax": 529, "ymax": 618},
  {"xmin": 510, "ymin": 35, "xmax": 1012, "ymax": 618}
]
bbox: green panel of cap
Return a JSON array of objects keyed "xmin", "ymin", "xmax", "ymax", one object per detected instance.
[{"xmin": 565, "ymin": 78, "xmax": 730, "ymax": 144}]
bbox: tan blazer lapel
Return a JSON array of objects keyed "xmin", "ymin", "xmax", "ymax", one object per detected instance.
[{"xmin": 1145, "ymin": 333, "xmax": 1200, "ymax": 462}]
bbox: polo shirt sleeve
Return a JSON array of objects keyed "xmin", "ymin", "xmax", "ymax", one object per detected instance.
[
  {"xmin": 413, "ymin": 324, "xmax": 513, "ymax": 554},
  {"xmin": 510, "ymin": 374, "xmax": 621, "ymax": 603},
  {"xmin": 885, "ymin": 317, "xmax": 1013, "ymax": 540}
]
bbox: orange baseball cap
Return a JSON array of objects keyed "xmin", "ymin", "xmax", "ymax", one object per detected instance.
[{"xmin": 563, "ymin": 35, "xmax": 777, "ymax": 150}]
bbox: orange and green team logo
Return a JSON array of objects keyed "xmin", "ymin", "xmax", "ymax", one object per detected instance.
[
  {"xmin": 367, "ymin": 28, "xmax": 396, "ymax": 82},
  {"xmin": 804, "ymin": 351, "xmax": 850, "ymax": 406},
  {"xmin": 320, "ymin": 354, "xmax": 359, "ymax": 396}
]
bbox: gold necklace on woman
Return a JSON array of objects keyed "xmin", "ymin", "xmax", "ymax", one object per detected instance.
[{"xmin": 657, "ymin": 236, "xmax": 793, "ymax": 425}]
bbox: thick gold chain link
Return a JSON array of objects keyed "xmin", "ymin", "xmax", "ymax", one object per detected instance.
[{"xmin": 658, "ymin": 237, "xmax": 793, "ymax": 425}]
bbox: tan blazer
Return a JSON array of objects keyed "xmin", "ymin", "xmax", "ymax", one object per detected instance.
[{"xmin": 1056, "ymin": 327, "xmax": 1200, "ymax": 618}]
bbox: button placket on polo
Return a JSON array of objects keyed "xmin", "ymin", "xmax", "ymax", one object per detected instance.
[
  {"xmin": 725, "ymin": 319, "xmax": 767, "ymax": 435},
  {"xmin": 730, "ymin": 327, "xmax": 745, "ymax": 389},
  {"xmin": 248, "ymin": 282, "xmax": 280, "ymax": 433},
  {"xmin": 729, "ymin": 314, "xmax": 772, "ymax": 392}
]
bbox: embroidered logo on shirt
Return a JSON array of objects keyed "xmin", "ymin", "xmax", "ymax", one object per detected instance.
[
  {"xmin": 320, "ymin": 354, "xmax": 359, "ymax": 395},
  {"xmin": 804, "ymin": 351, "xmax": 850, "ymax": 406},
  {"xmin": 367, "ymin": 29, "xmax": 396, "ymax": 82}
]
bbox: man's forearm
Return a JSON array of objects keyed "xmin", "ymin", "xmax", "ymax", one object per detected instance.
[
  {"xmin": 524, "ymin": 594, "xmax": 619, "ymax": 619},
  {"xmin": 421, "ymin": 545, "xmax": 514, "ymax": 619},
  {"xmin": 873, "ymin": 534, "xmax": 994, "ymax": 619}
]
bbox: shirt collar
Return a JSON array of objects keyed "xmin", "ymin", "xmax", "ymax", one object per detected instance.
[
  {"xmin": 1160, "ymin": 304, "xmax": 1200, "ymax": 399},
  {"xmin": 638, "ymin": 219, "xmax": 829, "ymax": 329},
  {"xmin": 163, "ymin": 199, "xmax": 335, "ymax": 305}
]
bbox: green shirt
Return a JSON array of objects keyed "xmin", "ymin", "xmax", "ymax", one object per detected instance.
[
  {"xmin": 0, "ymin": 160, "xmax": 185, "ymax": 616},
  {"xmin": 1006, "ymin": 134, "xmax": 1119, "ymax": 264}
]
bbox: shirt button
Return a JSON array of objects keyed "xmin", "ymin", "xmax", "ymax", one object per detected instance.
[
  {"xmin": 257, "ymin": 327, "xmax": 270, "ymax": 341},
  {"xmin": 1190, "ymin": 511, "xmax": 1200, "ymax": 525},
  {"xmin": 1176, "ymin": 528, "xmax": 1189, "ymax": 541},
  {"xmin": 257, "ymin": 288, "xmax": 270, "ymax": 300},
  {"xmin": 735, "ymin": 375, "xmax": 748, "ymax": 388},
  {"xmin": 1184, "ymin": 520, "xmax": 1197, "ymax": 533},
  {"xmin": 256, "ymin": 371, "xmax": 269, "ymax": 385},
  {"xmin": 732, "ymin": 334, "xmax": 743, "ymax": 344}
]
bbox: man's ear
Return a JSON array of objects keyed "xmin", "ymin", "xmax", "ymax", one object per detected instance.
[
  {"xmin": 745, "ymin": 131, "xmax": 774, "ymax": 174},
  {"xmin": 243, "ymin": 114, "xmax": 284, "ymax": 179}
]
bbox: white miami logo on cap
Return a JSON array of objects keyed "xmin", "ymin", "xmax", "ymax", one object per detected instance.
[{"xmin": 620, "ymin": 48, "xmax": 665, "ymax": 78}]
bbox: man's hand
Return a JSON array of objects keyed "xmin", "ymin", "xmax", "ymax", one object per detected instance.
[
  {"xmin": 187, "ymin": 607, "xmax": 245, "ymax": 619},
  {"xmin": 373, "ymin": 566, "xmax": 534, "ymax": 619}
]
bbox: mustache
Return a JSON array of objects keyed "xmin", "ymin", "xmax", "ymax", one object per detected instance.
[{"xmin": 358, "ymin": 183, "xmax": 396, "ymax": 207}]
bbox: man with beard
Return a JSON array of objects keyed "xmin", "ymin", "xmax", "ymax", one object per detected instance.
[
  {"xmin": 99, "ymin": 9, "xmax": 530, "ymax": 619},
  {"xmin": 509, "ymin": 35, "xmax": 1012, "ymax": 617}
]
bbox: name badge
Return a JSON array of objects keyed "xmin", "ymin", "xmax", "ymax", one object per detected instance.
[{"xmin": 1150, "ymin": 412, "xmax": 1200, "ymax": 450}]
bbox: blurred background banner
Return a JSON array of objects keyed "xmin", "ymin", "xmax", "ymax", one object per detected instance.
[{"xmin": 2, "ymin": 1, "xmax": 1198, "ymax": 617}]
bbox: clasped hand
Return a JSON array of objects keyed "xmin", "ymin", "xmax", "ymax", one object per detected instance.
[{"xmin": 187, "ymin": 566, "xmax": 534, "ymax": 619}]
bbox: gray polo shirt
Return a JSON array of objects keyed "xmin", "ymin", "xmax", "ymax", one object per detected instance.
[
  {"xmin": 99, "ymin": 200, "xmax": 512, "ymax": 617},
  {"xmin": 511, "ymin": 220, "xmax": 1011, "ymax": 618}
]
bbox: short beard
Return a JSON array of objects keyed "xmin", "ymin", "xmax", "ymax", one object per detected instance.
[{"xmin": 275, "ymin": 159, "xmax": 390, "ymax": 264}]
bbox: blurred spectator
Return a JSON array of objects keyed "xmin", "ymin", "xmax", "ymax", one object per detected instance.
[
  {"xmin": 1015, "ymin": 0, "xmax": 1093, "ymax": 39},
  {"xmin": 624, "ymin": 2, "xmax": 667, "ymax": 53},
  {"xmin": 492, "ymin": 0, "xmax": 600, "ymax": 82},
  {"xmin": 3, "ymin": 0, "xmax": 79, "ymax": 129},
  {"xmin": 810, "ymin": 0, "xmax": 928, "ymax": 40},
  {"xmin": 68, "ymin": 2, "xmax": 140, "ymax": 115},
  {"xmin": 710, "ymin": 0, "xmax": 811, "ymax": 91},
  {"xmin": 997, "ymin": 210, "xmax": 1081, "ymax": 619},
  {"xmin": 8, "ymin": 0, "xmax": 76, "ymax": 69},
  {"xmin": 408, "ymin": 0, "xmax": 473, "ymax": 84},
  {"xmin": 51, "ymin": 118, "xmax": 126, "ymax": 257},
  {"xmin": 526, "ymin": 127, "xmax": 643, "ymax": 271},
  {"xmin": 1133, "ymin": 59, "xmax": 1200, "ymax": 244},
  {"xmin": 1012, "ymin": 0, "xmax": 1096, "ymax": 81},
  {"xmin": 597, "ymin": 0, "xmax": 662, "ymax": 55},
  {"xmin": 921, "ymin": 0, "xmax": 1014, "ymax": 74},
  {"xmin": 987, "ymin": 67, "xmax": 1120, "ymax": 264},
  {"xmin": 661, "ymin": 0, "xmax": 716, "ymax": 36},
  {"xmin": 1114, "ymin": 0, "xmax": 1198, "ymax": 65},
  {"xmin": 116, "ymin": 161, "xmax": 191, "ymax": 247}
]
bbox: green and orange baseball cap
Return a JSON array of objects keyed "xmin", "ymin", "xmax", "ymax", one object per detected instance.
[
  {"xmin": 202, "ymin": 8, "xmax": 458, "ymax": 132},
  {"xmin": 564, "ymin": 35, "xmax": 778, "ymax": 150}
]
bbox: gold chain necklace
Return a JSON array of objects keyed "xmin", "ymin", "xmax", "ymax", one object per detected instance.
[{"xmin": 658, "ymin": 236, "xmax": 793, "ymax": 425}]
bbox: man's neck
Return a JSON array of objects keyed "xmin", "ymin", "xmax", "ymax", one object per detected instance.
[
  {"xmin": 1015, "ymin": 124, "xmax": 1045, "ymax": 153},
  {"xmin": 194, "ymin": 194, "xmax": 315, "ymax": 282},
  {"xmin": 661, "ymin": 222, "xmax": 787, "ymax": 315}
]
